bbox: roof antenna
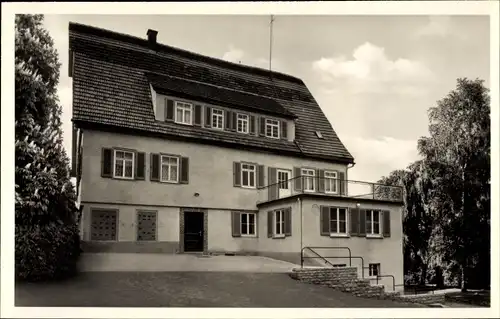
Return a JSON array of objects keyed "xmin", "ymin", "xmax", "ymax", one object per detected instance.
[{"xmin": 269, "ymin": 14, "xmax": 275, "ymax": 78}]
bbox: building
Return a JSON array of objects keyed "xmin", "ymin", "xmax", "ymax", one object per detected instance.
[{"xmin": 69, "ymin": 22, "xmax": 404, "ymax": 290}]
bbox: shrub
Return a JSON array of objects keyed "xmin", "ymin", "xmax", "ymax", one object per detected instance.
[{"xmin": 15, "ymin": 222, "xmax": 81, "ymax": 281}]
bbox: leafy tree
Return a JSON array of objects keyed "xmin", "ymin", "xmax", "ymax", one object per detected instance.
[
  {"xmin": 418, "ymin": 78, "xmax": 490, "ymax": 291},
  {"xmin": 15, "ymin": 14, "xmax": 81, "ymax": 281},
  {"xmin": 377, "ymin": 78, "xmax": 490, "ymax": 290}
]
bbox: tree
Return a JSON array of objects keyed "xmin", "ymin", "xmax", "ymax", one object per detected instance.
[
  {"xmin": 418, "ymin": 78, "xmax": 490, "ymax": 291},
  {"xmin": 15, "ymin": 14, "xmax": 81, "ymax": 281}
]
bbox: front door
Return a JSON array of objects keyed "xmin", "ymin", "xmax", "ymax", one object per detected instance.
[
  {"xmin": 277, "ymin": 169, "xmax": 292, "ymax": 198},
  {"xmin": 184, "ymin": 211, "xmax": 204, "ymax": 252}
]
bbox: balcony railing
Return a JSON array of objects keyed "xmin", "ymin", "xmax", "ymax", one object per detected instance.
[{"xmin": 257, "ymin": 176, "xmax": 403, "ymax": 204}]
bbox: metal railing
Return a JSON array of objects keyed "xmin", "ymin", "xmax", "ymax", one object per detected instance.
[
  {"xmin": 300, "ymin": 246, "xmax": 365, "ymax": 279},
  {"xmin": 375, "ymin": 274, "xmax": 396, "ymax": 291},
  {"xmin": 257, "ymin": 175, "xmax": 403, "ymax": 203}
]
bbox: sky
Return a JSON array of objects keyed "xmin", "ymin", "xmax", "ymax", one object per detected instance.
[{"xmin": 42, "ymin": 14, "xmax": 490, "ymax": 183}]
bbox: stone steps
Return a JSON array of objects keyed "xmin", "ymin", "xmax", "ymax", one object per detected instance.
[{"xmin": 290, "ymin": 267, "xmax": 402, "ymax": 301}]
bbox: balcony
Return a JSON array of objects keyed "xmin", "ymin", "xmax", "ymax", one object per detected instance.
[{"xmin": 257, "ymin": 176, "xmax": 403, "ymax": 204}]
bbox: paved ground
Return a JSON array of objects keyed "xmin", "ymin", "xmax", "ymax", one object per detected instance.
[
  {"xmin": 78, "ymin": 253, "xmax": 298, "ymax": 272},
  {"xmin": 15, "ymin": 272, "xmax": 426, "ymax": 307}
]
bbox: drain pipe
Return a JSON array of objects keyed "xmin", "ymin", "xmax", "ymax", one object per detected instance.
[{"xmin": 298, "ymin": 197, "xmax": 303, "ymax": 259}]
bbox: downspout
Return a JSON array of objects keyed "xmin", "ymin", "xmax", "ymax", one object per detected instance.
[{"xmin": 298, "ymin": 197, "xmax": 303, "ymax": 256}]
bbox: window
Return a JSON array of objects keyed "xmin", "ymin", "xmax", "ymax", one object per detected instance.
[
  {"xmin": 366, "ymin": 210, "xmax": 382, "ymax": 236},
  {"xmin": 175, "ymin": 101, "xmax": 192, "ymax": 125},
  {"xmin": 114, "ymin": 150, "xmax": 134, "ymax": 179},
  {"xmin": 324, "ymin": 171, "xmax": 338, "ymax": 194},
  {"xmin": 161, "ymin": 155, "xmax": 179, "ymax": 183},
  {"xmin": 274, "ymin": 209, "xmax": 285, "ymax": 237},
  {"xmin": 265, "ymin": 119, "xmax": 280, "ymax": 139},
  {"xmin": 329, "ymin": 207, "xmax": 347, "ymax": 235},
  {"xmin": 237, "ymin": 113, "xmax": 249, "ymax": 133},
  {"xmin": 241, "ymin": 213, "xmax": 256, "ymax": 236},
  {"xmin": 241, "ymin": 163, "xmax": 256, "ymax": 188},
  {"xmin": 212, "ymin": 108, "xmax": 224, "ymax": 130},
  {"xmin": 301, "ymin": 168, "xmax": 315, "ymax": 192},
  {"xmin": 333, "ymin": 264, "xmax": 346, "ymax": 268},
  {"xmin": 369, "ymin": 263, "xmax": 380, "ymax": 277}
]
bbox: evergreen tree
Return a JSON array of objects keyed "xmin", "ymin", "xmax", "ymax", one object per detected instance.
[{"xmin": 15, "ymin": 14, "xmax": 81, "ymax": 281}]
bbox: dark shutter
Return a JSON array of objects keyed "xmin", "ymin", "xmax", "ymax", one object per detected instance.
[
  {"xmin": 249, "ymin": 115, "xmax": 256, "ymax": 134},
  {"xmin": 165, "ymin": 99, "xmax": 174, "ymax": 121},
  {"xmin": 259, "ymin": 117, "xmax": 266, "ymax": 136},
  {"xmin": 194, "ymin": 104, "xmax": 202, "ymax": 126},
  {"xmin": 318, "ymin": 169, "xmax": 325, "ymax": 193},
  {"xmin": 359, "ymin": 209, "xmax": 366, "ymax": 236},
  {"xmin": 150, "ymin": 153, "xmax": 160, "ymax": 181},
  {"xmin": 284, "ymin": 207, "xmax": 292, "ymax": 236},
  {"xmin": 320, "ymin": 206, "xmax": 330, "ymax": 236},
  {"xmin": 315, "ymin": 169, "xmax": 320, "ymax": 193},
  {"xmin": 232, "ymin": 212, "xmax": 241, "ymax": 237},
  {"xmin": 205, "ymin": 106, "xmax": 212, "ymax": 127},
  {"xmin": 293, "ymin": 167, "xmax": 302, "ymax": 191},
  {"xmin": 382, "ymin": 210, "xmax": 391, "ymax": 237},
  {"xmin": 268, "ymin": 167, "xmax": 277, "ymax": 200},
  {"xmin": 232, "ymin": 112, "xmax": 237, "ymax": 131},
  {"xmin": 281, "ymin": 120, "xmax": 288, "ymax": 139},
  {"xmin": 339, "ymin": 171, "xmax": 346, "ymax": 195},
  {"xmin": 101, "ymin": 148, "xmax": 113, "ymax": 178},
  {"xmin": 180, "ymin": 157, "xmax": 189, "ymax": 184},
  {"xmin": 267, "ymin": 211, "xmax": 273, "ymax": 238},
  {"xmin": 71, "ymin": 125, "xmax": 77, "ymax": 177},
  {"xmin": 233, "ymin": 162, "xmax": 241, "ymax": 187},
  {"xmin": 257, "ymin": 164, "xmax": 265, "ymax": 188},
  {"xmin": 350, "ymin": 208, "xmax": 359, "ymax": 236},
  {"xmin": 225, "ymin": 110, "xmax": 231, "ymax": 130},
  {"xmin": 135, "ymin": 152, "xmax": 146, "ymax": 180}
]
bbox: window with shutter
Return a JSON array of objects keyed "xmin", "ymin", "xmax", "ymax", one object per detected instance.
[
  {"xmin": 240, "ymin": 212, "xmax": 257, "ymax": 237},
  {"xmin": 211, "ymin": 108, "xmax": 224, "ymax": 130},
  {"xmin": 273, "ymin": 209, "xmax": 285, "ymax": 238},
  {"xmin": 366, "ymin": 210, "xmax": 382, "ymax": 237},
  {"xmin": 113, "ymin": 150, "xmax": 134, "ymax": 179}
]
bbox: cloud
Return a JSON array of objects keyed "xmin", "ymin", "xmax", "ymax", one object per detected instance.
[
  {"xmin": 312, "ymin": 42, "xmax": 434, "ymax": 96},
  {"xmin": 221, "ymin": 45, "xmax": 245, "ymax": 63},
  {"xmin": 416, "ymin": 16, "xmax": 454, "ymax": 38}
]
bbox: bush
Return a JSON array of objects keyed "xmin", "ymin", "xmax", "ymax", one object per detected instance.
[{"xmin": 15, "ymin": 222, "xmax": 81, "ymax": 281}]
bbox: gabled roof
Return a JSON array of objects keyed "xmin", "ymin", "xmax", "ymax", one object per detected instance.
[{"xmin": 69, "ymin": 22, "xmax": 354, "ymax": 164}]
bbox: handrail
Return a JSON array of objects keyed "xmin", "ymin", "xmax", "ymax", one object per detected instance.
[
  {"xmin": 301, "ymin": 246, "xmax": 352, "ymax": 266},
  {"xmin": 374, "ymin": 274, "xmax": 396, "ymax": 291},
  {"xmin": 301, "ymin": 255, "xmax": 365, "ymax": 279},
  {"xmin": 300, "ymin": 247, "xmax": 335, "ymax": 268}
]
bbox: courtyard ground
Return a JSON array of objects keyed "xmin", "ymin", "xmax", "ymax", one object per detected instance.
[{"xmin": 16, "ymin": 271, "xmax": 426, "ymax": 307}]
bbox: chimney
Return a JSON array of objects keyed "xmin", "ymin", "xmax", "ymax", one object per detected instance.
[{"xmin": 147, "ymin": 29, "xmax": 158, "ymax": 48}]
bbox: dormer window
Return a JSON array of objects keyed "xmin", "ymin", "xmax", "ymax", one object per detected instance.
[
  {"xmin": 237, "ymin": 114, "xmax": 249, "ymax": 134},
  {"xmin": 175, "ymin": 101, "xmax": 192, "ymax": 125},
  {"xmin": 315, "ymin": 131, "xmax": 324, "ymax": 139},
  {"xmin": 212, "ymin": 108, "xmax": 224, "ymax": 130},
  {"xmin": 265, "ymin": 119, "xmax": 280, "ymax": 139}
]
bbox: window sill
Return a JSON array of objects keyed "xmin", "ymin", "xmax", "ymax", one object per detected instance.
[
  {"xmin": 174, "ymin": 121, "xmax": 193, "ymax": 126},
  {"xmin": 241, "ymin": 234, "xmax": 257, "ymax": 238},
  {"xmin": 330, "ymin": 233, "xmax": 349, "ymax": 238},
  {"xmin": 325, "ymin": 191, "xmax": 339, "ymax": 195},
  {"xmin": 304, "ymin": 189, "xmax": 316, "ymax": 193},
  {"xmin": 273, "ymin": 234, "xmax": 286, "ymax": 239},
  {"xmin": 366, "ymin": 234, "xmax": 383, "ymax": 239},
  {"xmin": 112, "ymin": 176, "xmax": 135, "ymax": 181},
  {"xmin": 240, "ymin": 185, "xmax": 257, "ymax": 190},
  {"xmin": 265, "ymin": 135, "xmax": 280, "ymax": 140},
  {"xmin": 159, "ymin": 180, "xmax": 180, "ymax": 184}
]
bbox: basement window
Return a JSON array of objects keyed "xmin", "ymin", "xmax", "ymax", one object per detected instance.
[{"xmin": 315, "ymin": 131, "xmax": 324, "ymax": 139}]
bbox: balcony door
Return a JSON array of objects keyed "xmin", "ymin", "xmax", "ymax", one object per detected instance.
[{"xmin": 277, "ymin": 169, "xmax": 291, "ymax": 198}]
